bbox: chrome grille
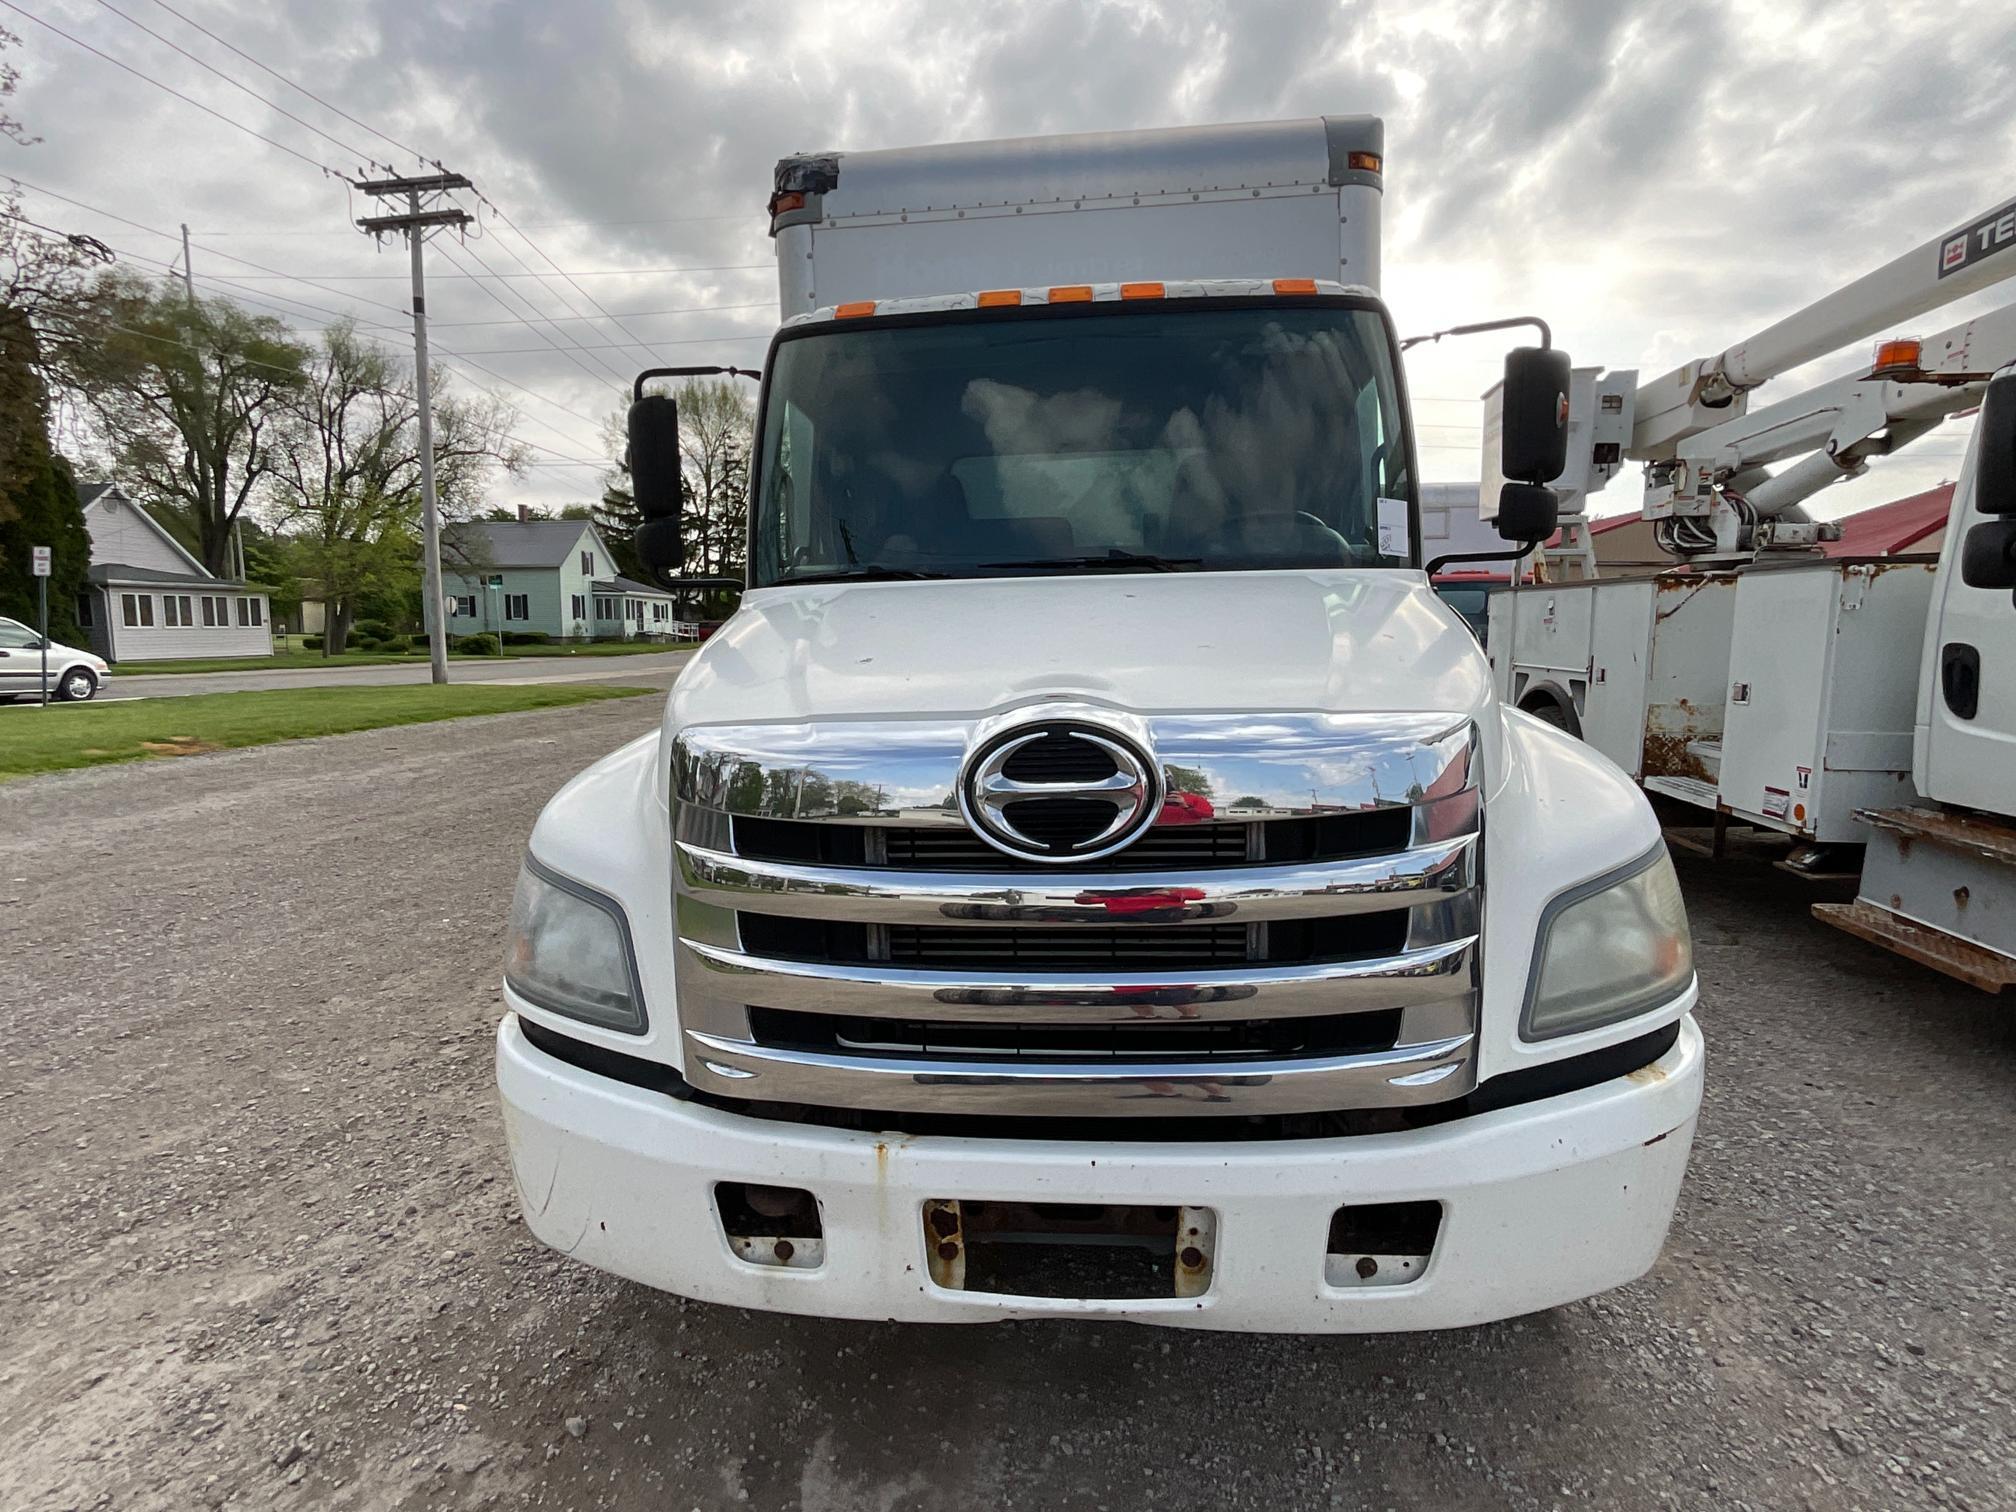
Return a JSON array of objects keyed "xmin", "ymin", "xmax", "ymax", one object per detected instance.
[
  {"xmin": 883, "ymin": 821, "xmax": 1251, "ymax": 871},
  {"xmin": 670, "ymin": 709, "xmax": 1484, "ymax": 1121}
]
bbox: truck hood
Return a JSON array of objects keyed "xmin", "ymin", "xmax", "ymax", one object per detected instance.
[{"xmin": 669, "ymin": 569, "xmax": 1496, "ymax": 731}]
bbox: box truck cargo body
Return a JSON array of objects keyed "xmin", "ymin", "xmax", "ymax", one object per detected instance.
[{"xmin": 494, "ymin": 117, "xmax": 1704, "ymax": 1332}]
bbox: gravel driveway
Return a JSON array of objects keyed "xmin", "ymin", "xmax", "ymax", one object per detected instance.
[{"xmin": 1, "ymin": 698, "xmax": 2010, "ymax": 1511}]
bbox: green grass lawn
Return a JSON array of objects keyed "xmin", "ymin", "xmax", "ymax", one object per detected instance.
[
  {"xmin": 0, "ymin": 684, "xmax": 659, "ymax": 780},
  {"xmin": 122, "ymin": 641, "xmax": 696, "ymax": 675}
]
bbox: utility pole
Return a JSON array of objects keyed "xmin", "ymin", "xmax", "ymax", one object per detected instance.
[
  {"xmin": 356, "ymin": 172, "xmax": 473, "ymax": 685},
  {"xmin": 178, "ymin": 223, "xmax": 196, "ymax": 304}
]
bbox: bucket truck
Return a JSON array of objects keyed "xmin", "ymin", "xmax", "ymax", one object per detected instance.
[{"xmin": 1488, "ymin": 192, "xmax": 2016, "ymax": 991}]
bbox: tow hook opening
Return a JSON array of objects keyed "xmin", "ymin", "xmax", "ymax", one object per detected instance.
[
  {"xmin": 922, "ymin": 1200, "xmax": 1217, "ymax": 1300},
  {"xmin": 717, "ymin": 1182, "xmax": 825, "ymax": 1270},
  {"xmin": 1325, "ymin": 1200, "xmax": 1441, "ymax": 1288}
]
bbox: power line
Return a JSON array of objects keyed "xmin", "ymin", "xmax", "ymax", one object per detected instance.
[
  {"xmin": 17, "ymin": 219, "xmax": 612, "ymax": 461},
  {"xmin": 481, "ymin": 200, "xmax": 668, "ymax": 366},
  {"xmin": 193, "ymin": 213, "xmax": 760, "ymax": 233},
  {"xmin": 464, "ymin": 212, "xmax": 660, "ymax": 370},
  {"xmin": 425, "ymin": 301, "xmax": 772, "ymax": 329},
  {"xmin": 433, "ymin": 235, "xmax": 630, "ymax": 391},
  {"xmin": 122, "ymin": 0, "xmax": 722, "ymax": 379},
  {"xmin": 87, "ymin": 0, "xmax": 382, "ymax": 171},
  {"xmin": 138, "ymin": 0, "xmax": 431, "ymax": 167},
  {"xmin": 156, "ymin": 263, "xmax": 770, "ymax": 280},
  {"xmin": 436, "ymin": 331, "xmax": 773, "ymax": 358},
  {"xmin": 11, "ymin": 176, "xmax": 407, "ymax": 317},
  {"xmin": 0, "ymin": 0, "xmax": 354, "ymax": 180}
]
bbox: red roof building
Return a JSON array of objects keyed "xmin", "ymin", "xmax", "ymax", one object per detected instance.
[{"xmin": 1822, "ymin": 482, "xmax": 1954, "ymax": 558}]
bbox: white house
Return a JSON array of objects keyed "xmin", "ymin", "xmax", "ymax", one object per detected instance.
[
  {"xmin": 427, "ymin": 519, "xmax": 681, "ymax": 641},
  {"xmin": 77, "ymin": 483, "xmax": 274, "ymax": 662}
]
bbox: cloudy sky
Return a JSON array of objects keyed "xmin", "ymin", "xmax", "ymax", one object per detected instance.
[{"xmin": 8, "ymin": 0, "xmax": 2015, "ymax": 522}]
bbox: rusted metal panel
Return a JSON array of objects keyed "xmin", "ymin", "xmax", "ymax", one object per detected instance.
[
  {"xmin": 1857, "ymin": 806, "xmax": 2016, "ymax": 865},
  {"xmin": 1813, "ymin": 900, "xmax": 2016, "ymax": 993}
]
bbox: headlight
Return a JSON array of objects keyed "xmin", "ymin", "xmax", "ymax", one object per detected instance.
[
  {"xmin": 1524, "ymin": 848, "xmax": 1692, "ymax": 1039},
  {"xmin": 505, "ymin": 859, "xmax": 646, "ymax": 1033}
]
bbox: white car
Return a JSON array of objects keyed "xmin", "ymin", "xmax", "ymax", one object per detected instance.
[{"xmin": 0, "ymin": 616, "xmax": 109, "ymax": 701}]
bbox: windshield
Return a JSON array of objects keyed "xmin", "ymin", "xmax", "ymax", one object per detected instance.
[{"xmin": 751, "ymin": 301, "xmax": 1414, "ymax": 586}]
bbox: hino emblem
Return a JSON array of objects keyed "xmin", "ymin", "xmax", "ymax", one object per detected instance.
[{"xmin": 958, "ymin": 721, "xmax": 1162, "ymax": 863}]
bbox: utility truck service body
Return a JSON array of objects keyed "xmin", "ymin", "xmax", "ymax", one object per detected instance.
[
  {"xmin": 1487, "ymin": 191, "xmax": 2016, "ymax": 993},
  {"xmin": 494, "ymin": 118, "xmax": 1704, "ymax": 1332}
]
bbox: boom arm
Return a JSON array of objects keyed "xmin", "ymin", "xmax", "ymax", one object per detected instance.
[{"xmin": 1543, "ymin": 192, "xmax": 2016, "ymax": 566}]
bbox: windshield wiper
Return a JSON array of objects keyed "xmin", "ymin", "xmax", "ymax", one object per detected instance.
[
  {"xmin": 978, "ymin": 550, "xmax": 1203, "ymax": 573},
  {"xmin": 777, "ymin": 565, "xmax": 953, "ymax": 585}
]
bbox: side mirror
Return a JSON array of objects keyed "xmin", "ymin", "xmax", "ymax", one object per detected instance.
[
  {"xmin": 1501, "ymin": 346, "xmax": 1573, "ymax": 484},
  {"xmin": 628, "ymin": 393, "xmax": 683, "ymax": 523},
  {"xmin": 634, "ymin": 517, "xmax": 685, "ymax": 588},
  {"xmin": 1975, "ymin": 370, "xmax": 2016, "ymax": 518},
  {"xmin": 1494, "ymin": 481, "xmax": 1560, "ymax": 545}
]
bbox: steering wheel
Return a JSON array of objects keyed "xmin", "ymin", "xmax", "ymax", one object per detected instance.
[{"xmin": 1205, "ymin": 510, "xmax": 1353, "ymax": 566}]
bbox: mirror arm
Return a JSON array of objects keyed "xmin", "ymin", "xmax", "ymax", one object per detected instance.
[
  {"xmin": 633, "ymin": 365, "xmax": 761, "ymax": 401},
  {"xmin": 1425, "ymin": 542, "xmax": 1539, "ymax": 578},
  {"xmin": 1400, "ymin": 315, "xmax": 1552, "ymax": 353}
]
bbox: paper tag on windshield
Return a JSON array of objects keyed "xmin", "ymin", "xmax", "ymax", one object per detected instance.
[{"xmin": 1376, "ymin": 497, "xmax": 1410, "ymax": 558}]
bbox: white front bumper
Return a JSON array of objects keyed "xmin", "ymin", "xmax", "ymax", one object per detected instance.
[{"xmin": 496, "ymin": 1012, "xmax": 1703, "ymax": 1333}]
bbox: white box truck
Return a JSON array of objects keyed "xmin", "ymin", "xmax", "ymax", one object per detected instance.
[{"xmin": 493, "ymin": 116, "xmax": 1704, "ymax": 1331}]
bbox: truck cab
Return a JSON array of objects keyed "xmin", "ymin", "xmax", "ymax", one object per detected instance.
[{"xmin": 493, "ymin": 117, "xmax": 1704, "ymax": 1331}]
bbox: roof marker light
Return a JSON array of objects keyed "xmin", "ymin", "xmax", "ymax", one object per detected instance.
[
  {"xmin": 978, "ymin": 289, "xmax": 1022, "ymax": 307},
  {"xmin": 834, "ymin": 300, "xmax": 877, "ymax": 319},
  {"xmin": 1272, "ymin": 278, "xmax": 1318, "ymax": 294},
  {"xmin": 1870, "ymin": 337, "xmax": 1924, "ymax": 379},
  {"xmin": 1048, "ymin": 285, "xmax": 1093, "ymax": 302},
  {"xmin": 1347, "ymin": 151, "xmax": 1382, "ymax": 173},
  {"xmin": 1120, "ymin": 282, "xmax": 1165, "ymax": 300}
]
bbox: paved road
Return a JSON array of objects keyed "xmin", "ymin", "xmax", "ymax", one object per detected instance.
[
  {"xmin": 1, "ymin": 704, "xmax": 2011, "ymax": 1511},
  {"xmin": 72, "ymin": 649, "xmax": 695, "ymax": 701}
]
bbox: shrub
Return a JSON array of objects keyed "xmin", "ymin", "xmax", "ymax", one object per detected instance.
[
  {"xmin": 501, "ymin": 631, "xmax": 551, "ymax": 646},
  {"xmin": 409, "ymin": 633, "xmax": 431, "ymax": 650},
  {"xmin": 302, "ymin": 635, "xmax": 323, "ymax": 651},
  {"xmin": 455, "ymin": 633, "xmax": 500, "ymax": 655},
  {"xmin": 353, "ymin": 618, "xmax": 394, "ymax": 642}
]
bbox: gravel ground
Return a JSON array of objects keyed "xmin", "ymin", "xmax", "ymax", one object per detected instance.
[{"xmin": 1, "ymin": 698, "xmax": 2011, "ymax": 1511}]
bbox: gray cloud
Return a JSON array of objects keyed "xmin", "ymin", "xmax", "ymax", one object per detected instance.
[{"xmin": 8, "ymin": 0, "xmax": 2013, "ymax": 513}]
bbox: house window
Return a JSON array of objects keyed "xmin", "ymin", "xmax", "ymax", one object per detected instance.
[
  {"xmin": 247, "ymin": 597, "xmax": 263, "ymax": 627},
  {"xmin": 580, "ymin": 550, "xmax": 594, "ymax": 575},
  {"xmin": 504, "ymin": 593, "xmax": 529, "ymax": 621},
  {"xmin": 653, "ymin": 601, "xmax": 667, "ymax": 623},
  {"xmin": 450, "ymin": 595, "xmax": 476, "ymax": 618},
  {"xmin": 215, "ymin": 595, "xmax": 231, "ymax": 624},
  {"xmin": 595, "ymin": 596, "xmax": 614, "ymax": 619},
  {"xmin": 571, "ymin": 593, "xmax": 586, "ymax": 620},
  {"xmin": 164, "ymin": 595, "xmax": 194, "ymax": 627},
  {"xmin": 201, "ymin": 596, "xmax": 216, "ymax": 627},
  {"xmin": 122, "ymin": 593, "xmax": 148, "ymax": 627},
  {"xmin": 76, "ymin": 595, "xmax": 93, "ymax": 627}
]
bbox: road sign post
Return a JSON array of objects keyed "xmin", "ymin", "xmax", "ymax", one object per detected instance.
[{"xmin": 31, "ymin": 545, "xmax": 50, "ymax": 708}]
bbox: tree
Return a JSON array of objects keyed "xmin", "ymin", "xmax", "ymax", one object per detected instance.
[
  {"xmin": 60, "ymin": 272, "xmax": 310, "ymax": 576},
  {"xmin": 592, "ymin": 475, "xmax": 644, "ymax": 581},
  {"xmin": 0, "ymin": 449, "xmax": 89, "ymax": 642},
  {"xmin": 1, "ymin": 21, "xmax": 104, "ymax": 629},
  {"xmin": 599, "ymin": 376, "xmax": 753, "ymax": 614},
  {"xmin": 266, "ymin": 321, "xmax": 527, "ymax": 654}
]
